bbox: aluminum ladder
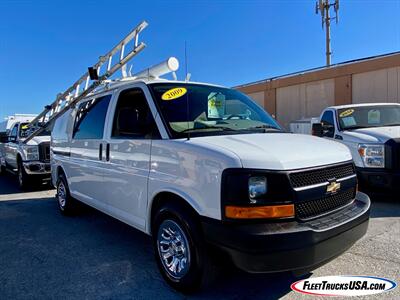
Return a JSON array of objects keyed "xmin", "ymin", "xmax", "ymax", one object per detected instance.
[{"xmin": 24, "ymin": 20, "xmax": 148, "ymax": 143}]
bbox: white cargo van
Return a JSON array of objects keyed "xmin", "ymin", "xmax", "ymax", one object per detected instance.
[
  {"xmin": 51, "ymin": 73, "xmax": 370, "ymax": 292},
  {"xmin": 311, "ymin": 103, "xmax": 400, "ymax": 193}
]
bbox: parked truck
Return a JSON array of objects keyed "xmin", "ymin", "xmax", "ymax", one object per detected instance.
[
  {"xmin": 305, "ymin": 103, "xmax": 400, "ymax": 193},
  {"xmin": 0, "ymin": 114, "xmax": 51, "ymax": 189}
]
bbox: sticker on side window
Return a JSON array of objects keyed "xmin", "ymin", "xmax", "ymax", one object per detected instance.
[
  {"xmin": 161, "ymin": 87, "xmax": 187, "ymax": 101},
  {"xmin": 339, "ymin": 109, "xmax": 354, "ymax": 118}
]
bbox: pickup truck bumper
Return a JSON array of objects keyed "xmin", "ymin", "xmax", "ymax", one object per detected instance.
[
  {"xmin": 201, "ymin": 192, "xmax": 370, "ymax": 274},
  {"xmin": 23, "ymin": 161, "xmax": 51, "ymax": 175},
  {"xmin": 357, "ymin": 167, "xmax": 400, "ymax": 192}
]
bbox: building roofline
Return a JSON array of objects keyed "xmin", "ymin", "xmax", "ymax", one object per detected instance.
[{"xmin": 235, "ymin": 51, "xmax": 400, "ymax": 89}]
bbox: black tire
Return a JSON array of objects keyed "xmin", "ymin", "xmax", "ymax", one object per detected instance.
[
  {"xmin": 17, "ymin": 161, "xmax": 31, "ymax": 190},
  {"xmin": 152, "ymin": 202, "xmax": 215, "ymax": 293},
  {"xmin": 56, "ymin": 173, "xmax": 77, "ymax": 215}
]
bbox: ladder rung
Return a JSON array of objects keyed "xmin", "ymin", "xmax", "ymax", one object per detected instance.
[{"xmin": 23, "ymin": 21, "xmax": 148, "ymax": 143}]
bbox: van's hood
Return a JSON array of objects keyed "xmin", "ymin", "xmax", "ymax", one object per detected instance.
[
  {"xmin": 25, "ymin": 136, "xmax": 51, "ymax": 146},
  {"xmin": 190, "ymin": 133, "xmax": 352, "ymax": 170},
  {"xmin": 342, "ymin": 126, "xmax": 400, "ymax": 143}
]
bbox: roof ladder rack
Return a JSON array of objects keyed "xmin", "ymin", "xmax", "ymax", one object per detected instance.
[{"xmin": 24, "ymin": 20, "xmax": 148, "ymax": 143}]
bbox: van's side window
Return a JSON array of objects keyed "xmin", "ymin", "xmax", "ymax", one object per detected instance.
[
  {"xmin": 112, "ymin": 88, "xmax": 160, "ymax": 139},
  {"xmin": 321, "ymin": 110, "xmax": 335, "ymax": 137},
  {"xmin": 73, "ymin": 95, "xmax": 111, "ymax": 139}
]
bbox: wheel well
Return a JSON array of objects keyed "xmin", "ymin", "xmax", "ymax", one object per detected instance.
[
  {"xmin": 16, "ymin": 154, "xmax": 22, "ymax": 165},
  {"xmin": 56, "ymin": 166, "xmax": 65, "ymax": 178},
  {"xmin": 150, "ymin": 192, "xmax": 199, "ymax": 235}
]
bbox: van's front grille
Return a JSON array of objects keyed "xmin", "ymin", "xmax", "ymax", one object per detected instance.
[
  {"xmin": 289, "ymin": 162, "xmax": 355, "ymax": 188},
  {"xmin": 39, "ymin": 142, "xmax": 50, "ymax": 162},
  {"xmin": 295, "ymin": 188, "xmax": 355, "ymax": 220}
]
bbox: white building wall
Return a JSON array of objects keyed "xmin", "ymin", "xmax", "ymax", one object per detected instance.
[
  {"xmin": 352, "ymin": 67, "xmax": 400, "ymax": 103},
  {"xmin": 276, "ymin": 79, "xmax": 334, "ymax": 129}
]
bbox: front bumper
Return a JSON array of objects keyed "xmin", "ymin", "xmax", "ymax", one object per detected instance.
[
  {"xmin": 201, "ymin": 192, "xmax": 370, "ymax": 273},
  {"xmin": 23, "ymin": 161, "xmax": 51, "ymax": 175},
  {"xmin": 357, "ymin": 167, "xmax": 400, "ymax": 191}
]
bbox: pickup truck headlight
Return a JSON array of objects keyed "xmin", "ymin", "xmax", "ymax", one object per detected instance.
[
  {"xmin": 22, "ymin": 145, "xmax": 39, "ymax": 161},
  {"xmin": 358, "ymin": 144, "xmax": 384, "ymax": 168}
]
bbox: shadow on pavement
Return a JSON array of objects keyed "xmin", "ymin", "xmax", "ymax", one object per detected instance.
[
  {"xmin": 0, "ymin": 172, "xmax": 52, "ymax": 195},
  {"xmin": 0, "ymin": 196, "xmax": 295, "ymax": 299}
]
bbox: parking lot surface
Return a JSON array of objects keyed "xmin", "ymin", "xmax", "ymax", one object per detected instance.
[{"xmin": 0, "ymin": 174, "xmax": 398, "ymax": 299}]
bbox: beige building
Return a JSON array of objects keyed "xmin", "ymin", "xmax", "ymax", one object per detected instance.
[{"xmin": 236, "ymin": 52, "xmax": 400, "ymax": 129}]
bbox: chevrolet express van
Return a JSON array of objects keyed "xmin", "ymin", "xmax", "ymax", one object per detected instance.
[{"xmin": 51, "ymin": 78, "xmax": 370, "ymax": 292}]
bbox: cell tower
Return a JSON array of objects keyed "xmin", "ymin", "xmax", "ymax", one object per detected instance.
[{"xmin": 315, "ymin": 0, "xmax": 339, "ymax": 66}]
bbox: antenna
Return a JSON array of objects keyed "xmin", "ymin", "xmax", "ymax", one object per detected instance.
[
  {"xmin": 184, "ymin": 41, "xmax": 190, "ymax": 140},
  {"xmin": 315, "ymin": 0, "xmax": 339, "ymax": 66}
]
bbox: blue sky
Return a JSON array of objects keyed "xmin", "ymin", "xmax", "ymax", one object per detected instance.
[{"xmin": 0, "ymin": 0, "xmax": 399, "ymax": 120}]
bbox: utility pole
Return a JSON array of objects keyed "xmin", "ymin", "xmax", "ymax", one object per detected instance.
[{"xmin": 315, "ymin": 0, "xmax": 339, "ymax": 66}]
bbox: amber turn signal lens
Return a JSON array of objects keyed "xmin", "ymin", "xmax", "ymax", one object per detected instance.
[{"xmin": 225, "ymin": 204, "xmax": 294, "ymax": 219}]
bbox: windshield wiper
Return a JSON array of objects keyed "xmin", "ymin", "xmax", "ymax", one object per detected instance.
[
  {"xmin": 180, "ymin": 125, "xmax": 236, "ymax": 133},
  {"xmin": 344, "ymin": 125, "xmax": 368, "ymax": 130},
  {"xmin": 245, "ymin": 124, "xmax": 282, "ymax": 131},
  {"xmin": 383, "ymin": 123, "xmax": 400, "ymax": 127}
]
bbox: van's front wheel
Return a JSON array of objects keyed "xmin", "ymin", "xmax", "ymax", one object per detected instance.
[{"xmin": 152, "ymin": 203, "xmax": 214, "ymax": 293}]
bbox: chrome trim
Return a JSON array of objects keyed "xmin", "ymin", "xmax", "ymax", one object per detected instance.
[
  {"xmin": 23, "ymin": 161, "xmax": 51, "ymax": 175},
  {"xmin": 293, "ymin": 174, "xmax": 357, "ymax": 191}
]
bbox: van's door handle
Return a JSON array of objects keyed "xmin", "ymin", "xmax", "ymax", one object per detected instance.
[
  {"xmin": 99, "ymin": 144, "xmax": 103, "ymax": 160},
  {"xmin": 106, "ymin": 143, "xmax": 110, "ymax": 161}
]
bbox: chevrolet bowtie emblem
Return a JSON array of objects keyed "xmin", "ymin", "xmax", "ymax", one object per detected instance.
[{"xmin": 326, "ymin": 181, "xmax": 341, "ymax": 194}]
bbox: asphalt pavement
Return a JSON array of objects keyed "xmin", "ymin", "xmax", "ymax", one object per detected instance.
[{"xmin": 0, "ymin": 173, "xmax": 398, "ymax": 300}]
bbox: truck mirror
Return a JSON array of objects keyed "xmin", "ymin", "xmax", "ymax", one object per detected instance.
[
  {"xmin": 312, "ymin": 123, "xmax": 323, "ymax": 137},
  {"xmin": 8, "ymin": 136, "xmax": 17, "ymax": 143}
]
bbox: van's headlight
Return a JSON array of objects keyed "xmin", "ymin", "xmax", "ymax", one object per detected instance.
[
  {"xmin": 22, "ymin": 145, "xmax": 39, "ymax": 161},
  {"xmin": 358, "ymin": 144, "xmax": 384, "ymax": 168},
  {"xmin": 248, "ymin": 176, "xmax": 267, "ymax": 200}
]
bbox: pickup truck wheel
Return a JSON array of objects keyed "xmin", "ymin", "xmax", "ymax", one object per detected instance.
[
  {"xmin": 152, "ymin": 203, "xmax": 215, "ymax": 293},
  {"xmin": 17, "ymin": 162, "xmax": 31, "ymax": 190},
  {"xmin": 56, "ymin": 174, "xmax": 76, "ymax": 215}
]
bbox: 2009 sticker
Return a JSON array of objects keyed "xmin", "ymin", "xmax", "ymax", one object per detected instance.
[
  {"xmin": 339, "ymin": 109, "xmax": 354, "ymax": 117},
  {"xmin": 161, "ymin": 87, "xmax": 187, "ymax": 101}
]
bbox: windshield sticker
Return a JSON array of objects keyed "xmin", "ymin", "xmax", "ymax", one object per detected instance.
[
  {"xmin": 161, "ymin": 87, "xmax": 187, "ymax": 101},
  {"xmin": 342, "ymin": 116, "xmax": 356, "ymax": 127},
  {"xmin": 339, "ymin": 109, "xmax": 354, "ymax": 118},
  {"xmin": 368, "ymin": 109, "xmax": 380, "ymax": 124},
  {"xmin": 208, "ymin": 92, "xmax": 225, "ymax": 118},
  {"xmin": 21, "ymin": 125, "xmax": 29, "ymax": 130}
]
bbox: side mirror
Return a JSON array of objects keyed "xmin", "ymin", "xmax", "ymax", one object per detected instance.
[
  {"xmin": 312, "ymin": 123, "xmax": 323, "ymax": 137},
  {"xmin": 8, "ymin": 136, "xmax": 17, "ymax": 143}
]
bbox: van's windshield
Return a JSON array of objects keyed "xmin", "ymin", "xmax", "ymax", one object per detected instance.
[
  {"xmin": 148, "ymin": 83, "xmax": 282, "ymax": 138},
  {"xmin": 337, "ymin": 105, "xmax": 400, "ymax": 130}
]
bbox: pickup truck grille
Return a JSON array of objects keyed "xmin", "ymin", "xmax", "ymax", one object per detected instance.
[
  {"xmin": 289, "ymin": 162, "xmax": 355, "ymax": 188},
  {"xmin": 39, "ymin": 142, "xmax": 50, "ymax": 162},
  {"xmin": 296, "ymin": 188, "xmax": 355, "ymax": 220}
]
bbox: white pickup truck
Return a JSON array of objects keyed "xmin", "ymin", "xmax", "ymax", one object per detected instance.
[
  {"xmin": 311, "ymin": 103, "xmax": 400, "ymax": 193},
  {"xmin": 0, "ymin": 114, "xmax": 51, "ymax": 189},
  {"xmin": 51, "ymin": 70, "xmax": 370, "ymax": 292}
]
